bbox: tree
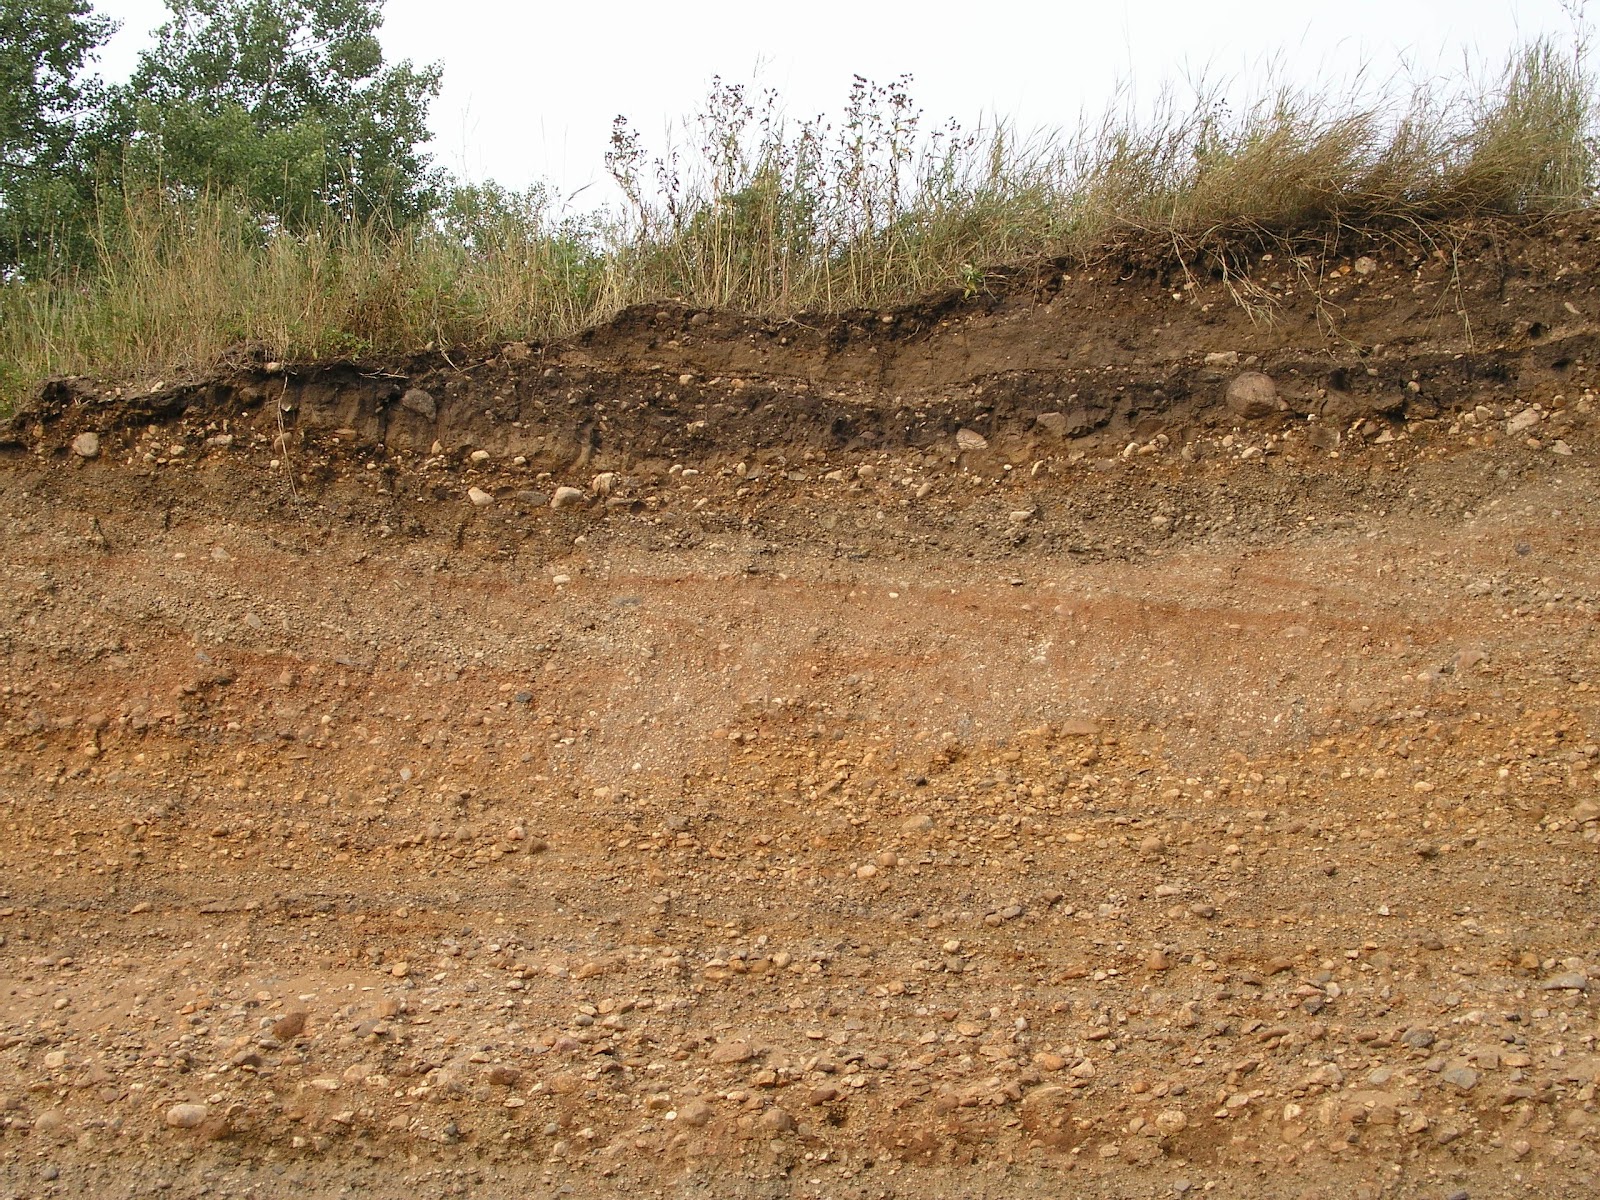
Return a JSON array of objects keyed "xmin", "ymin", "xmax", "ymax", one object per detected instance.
[
  {"xmin": 106, "ymin": 0, "xmax": 443, "ymax": 225},
  {"xmin": 0, "ymin": 0, "xmax": 114, "ymax": 272}
]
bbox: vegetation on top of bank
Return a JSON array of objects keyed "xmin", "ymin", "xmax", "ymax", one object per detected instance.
[{"xmin": 2, "ymin": 0, "xmax": 1597, "ymax": 410}]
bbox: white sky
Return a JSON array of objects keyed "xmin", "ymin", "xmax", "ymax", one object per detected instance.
[{"xmin": 91, "ymin": 0, "xmax": 1584, "ymax": 206}]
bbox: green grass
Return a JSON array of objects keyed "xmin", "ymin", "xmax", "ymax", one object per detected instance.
[{"xmin": 2, "ymin": 38, "xmax": 1595, "ymax": 412}]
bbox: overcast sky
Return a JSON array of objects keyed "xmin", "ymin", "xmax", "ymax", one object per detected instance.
[{"xmin": 91, "ymin": 0, "xmax": 1585, "ymax": 204}]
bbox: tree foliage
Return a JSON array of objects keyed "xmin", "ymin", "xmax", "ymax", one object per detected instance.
[
  {"xmin": 0, "ymin": 0, "xmax": 113, "ymax": 272},
  {"xmin": 106, "ymin": 0, "xmax": 443, "ymax": 225}
]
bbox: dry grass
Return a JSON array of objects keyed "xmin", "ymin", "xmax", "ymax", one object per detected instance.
[{"xmin": 2, "ymin": 38, "xmax": 1594, "ymax": 410}]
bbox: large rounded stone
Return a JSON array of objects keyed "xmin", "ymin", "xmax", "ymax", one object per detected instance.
[{"xmin": 1225, "ymin": 372, "xmax": 1279, "ymax": 419}]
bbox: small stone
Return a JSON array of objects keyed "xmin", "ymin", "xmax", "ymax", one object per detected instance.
[
  {"xmin": 1507, "ymin": 408, "xmax": 1541, "ymax": 434},
  {"xmin": 33, "ymin": 1109, "xmax": 65, "ymax": 1135},
  {"xmin": 709, "ymin": 1041, "xmax": 753, "ymax": 1065},
  {"xmin": 1441, "ymin": 1066, "xmax": 1478, "ymax": 1092},
  {"xmin": 760, "ymin": 1107, "xmax": 797, "ymax": 1134},
  {"xmin": 806, "ymin": 1084, "xmax": 840, "ymax": 1106},
  {"xmin": 1034, "ymin": 1052, "xmax": 1068, "ymax": 1072},
  {"xmin": 1541, "ymin": 970, "xmax": 1588, "ymax": 991},
  {"xmin": 467, "ymin": 487, "xmax": 493, "ymax": 508},
  {"xmin": 1154, "ymin": 1109, "xmax": 1188, "ymax": 1134},
  {"xmin": 1401, "ymin": 1027, "xmax": 1436, "ymax": 1049},
  {"xmin": 676, "ymin": 1098, "xmax": 714, "ymax": 1127},
  {"xmin": 272, "ymin": 1009, "xmax": 308, "ymax": 1040},
  {"xmin": 1203, "ymin": 351, "xmax": 1240, "ymax": 367},
  {"xmin": 1225, "ymin": 372, "xmax": 1278, "ymax": 419},
  {"xmin": 955, "ymin": 429, "xmax": 988, "ymax": 451},
  {"xmin": 42, "ymin": 1050, "xmax": 66, "ymax": 1069},
  {"xmin": 165, "ymin": 1103, "xmax": 209, "ymax": 1129},
  {"xmin": 400, "ymin": 388, "xmax": 436, "ymax": 419},
  {"xmin": 901, "ymin": 814, "xmax": 934, "ymax": 833},
  {"xmin": 1187, "ymin": 902, "xmax": 1216, "ymax": 919},
  {"xmin": 551, "ymin": 486, "xmax": 585, "ymax": 510},
  {"xmin": 1146, "ymin": 949, "xmax": 1170, "ymax": 971},
  {"xmin": 487, "ymin": 1065, "xmax": 522, "ymax": 1087},
  {"xmin": 1353, "ymin": 256, "xmax": 1378, "ymax": 275},
  {"xmin": 469, "ymin": 449, "xmax": 490, "ymax": 463},
  {"xmin": 1551, "ymin": 439, "xmax": 1574, "ymax": 456},
  {"xmin": 71, "ymin": 432, "xmax": 100, "ymax": 459},
  {"xmin": 1035, "ymin": 412, "xmax": 1067, "ymax": 436}
]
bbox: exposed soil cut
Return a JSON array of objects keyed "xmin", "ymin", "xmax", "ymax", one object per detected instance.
[{"xmin": 2, "ymin": 219, "xmax": 1599, "ymax": 1199}]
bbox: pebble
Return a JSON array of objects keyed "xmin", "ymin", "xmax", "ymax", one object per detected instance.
[
  {"xmin": 400, "ymin": 388, "xmax": 436, "ymax": 419},
  {"xmin": 901, "ymin": 814, "xmax": 934, "ymax": 833},
  {"xmin": 551, "ymin": 486, "xmax": 585, "ymax": 510},
  {"xmin": 761, "ymin": 1107, "xmax": 797, "ymax": 1134},
  {"xmin": 467, "ymin": 487, "xmax": 494, "ymax": 508},
  {"xmin": 165, "ymin": 1103, "xmax": 209, "ymax": 1129},
  {"xmin": 71, "ymin": 432, "xmax": 101, "ymax": 459},
  {"xmin": 955, "ymin": 429, "xmax": 989, "ymax": 451},
  {"xmin": 272, "ymin": 1009, "xmax": 308, "ymax": 1040},
  {"xmin": 33, "ymin": 1109, "xmax": 64, "ymax": 1136},
  {"xmin": 470, "ymin": 449, "xmax": 491, "ymax": 463},
  {"xmin": 709, "ymin": 1041, "xmax": 753, "ymax": 1065},
  {"xmin": 1541, "ymin": 970, "xmax": 1588, "ymax": 991},
  {"xmin": 676, "ymin": 1098, "xmax": 713, "ymax": 1127},
  {"xmin": 1441, "ymin": 1066, "xmax": 1478, "ymax": 1092},
  {"xmin": 1226, "ymin": 372, "xmax": 1279, "ymax": 419},
  {"xmin": 1035, "ymin": 412, "xmax": 1067, "ymax": 436}
]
